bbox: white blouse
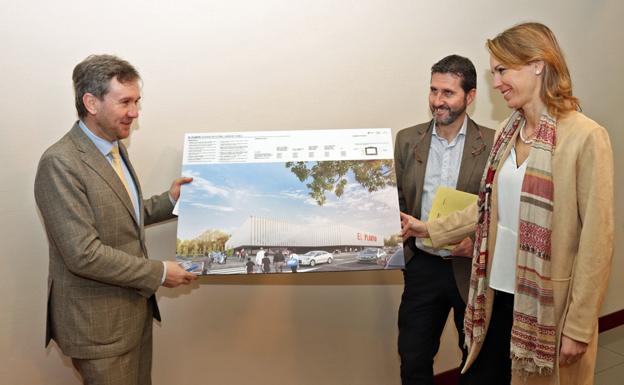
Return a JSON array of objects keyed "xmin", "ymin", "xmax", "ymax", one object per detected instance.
[{"xmin": 489, "ymin": 147, "xmax": 527, "ymax": 294}]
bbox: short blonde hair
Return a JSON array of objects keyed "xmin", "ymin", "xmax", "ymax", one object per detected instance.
[{"xmin": 487, "ymin": 22, "xmax": 579, "ymax": 118}]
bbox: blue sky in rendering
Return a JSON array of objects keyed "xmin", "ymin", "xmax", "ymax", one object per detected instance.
[{"xmin": 176, "ymin": 162, "xmax": 401, "ymax": 240}]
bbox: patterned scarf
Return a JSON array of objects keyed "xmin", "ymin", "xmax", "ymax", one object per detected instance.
[{"xmin": 464, "ymin": 110, "xmax": 557, "ymax": 376}]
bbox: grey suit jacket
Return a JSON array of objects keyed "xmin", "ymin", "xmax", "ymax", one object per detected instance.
[
  {"xmin": 394, "ymin": 118, "xmax": 494, "ymax": 302},
  {"xmin": 34, "ymin": 122, "xmax": 175, "ymax": 359}
]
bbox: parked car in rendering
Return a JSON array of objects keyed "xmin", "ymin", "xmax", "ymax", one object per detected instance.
[
  {"xmin": 294, "ymin": 250, "xmax": 334, "ymax": 267},
  {"xmin": 356, "ymin": 247, "xmax": 387, "ymax": 264}
]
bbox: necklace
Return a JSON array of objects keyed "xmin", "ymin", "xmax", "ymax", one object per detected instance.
[{"xmin": 518, "ymin": 120, "xmax": 534, "ymax": 144}]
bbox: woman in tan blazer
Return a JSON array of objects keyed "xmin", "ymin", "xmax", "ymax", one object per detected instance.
[{"xmin": 400, "ymin": 22, "xmax": 614, "ymax": 385}]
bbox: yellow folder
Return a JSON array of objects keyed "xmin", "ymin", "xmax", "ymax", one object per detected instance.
[{"xmin": 422, "ymin": 187, "xmax": 478, "ymax": 250}]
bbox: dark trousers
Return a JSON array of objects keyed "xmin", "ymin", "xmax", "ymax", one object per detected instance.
[
  {"xmin": 398, "ymin": 248, "xmax": 468, "ymax": 385},
  {"xmin": 460, "ymin": 290, "xmax": 514, "ymax": 385}
]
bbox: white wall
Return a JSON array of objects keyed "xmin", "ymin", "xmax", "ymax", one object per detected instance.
[{"xmin": 1, "ymin": 1, "xmax": 622, "ymax": 384}]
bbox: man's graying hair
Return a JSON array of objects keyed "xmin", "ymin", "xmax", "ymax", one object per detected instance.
[
  {"xmin": 431, "ymin": 54, "xmax": 477, "ymax": 94},
  {"xmin": 72, "ymin": 54, "xmax": 140, "ymax": 118}
]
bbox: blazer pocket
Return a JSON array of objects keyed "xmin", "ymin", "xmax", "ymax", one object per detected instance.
[
  {"xmin": 551, "ymin": 275, "xmax": 572, "ymax": 322},
  {"xmin": 69, "ymin": 286, "xmax": 146, "ymax": 348}
]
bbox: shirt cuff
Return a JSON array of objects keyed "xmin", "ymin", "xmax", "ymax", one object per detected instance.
[
  {"xmin": 168, "ymin": 193, "xmax": 176, "ymax": 205},
  {"xmin": 161, "ymin": 261, "xmax": 167, "ymax": 285}
]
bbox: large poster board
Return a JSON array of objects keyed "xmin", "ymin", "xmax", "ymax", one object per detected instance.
[{"xmin": 175, "ymin": 129, "xmax": 403, "ymax": 275}]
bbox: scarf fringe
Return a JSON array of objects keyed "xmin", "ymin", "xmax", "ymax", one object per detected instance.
[{"xmin": 511, "ymin": 355, "xmax": 554, "ymax": 377}]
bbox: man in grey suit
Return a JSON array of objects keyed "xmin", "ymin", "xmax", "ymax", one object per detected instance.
[
  {"xmin": 34, "ymin": 54, "xmax": 198, "ymax": 385},
  {"xmin": 394, "ymin": 55, "xmax": 494, "ymax": 385}
]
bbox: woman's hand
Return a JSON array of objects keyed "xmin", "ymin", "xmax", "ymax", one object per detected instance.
[
  {"xmin": 559, "ymin": 334, "xmax": 588, "ymax": 367},
  {"xmin": 450, "ymin": 236, "xmax": 474, "ymax": 258},
  {"xmin": 400, "ymin": 212, "xmax": 429, "ymax": 240}
]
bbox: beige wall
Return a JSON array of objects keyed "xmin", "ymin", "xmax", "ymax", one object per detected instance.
[{"xmin": 1, "ymin": 1, "xmax": 622, "ymax": 384}]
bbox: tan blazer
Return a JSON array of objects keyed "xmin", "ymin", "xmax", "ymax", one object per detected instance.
[
  {"xmin": 35, "ymin": 123, "xmax": 175, "ymax": 359},
  {"xmin": 428, "ymin": 111, "xmax": 614, "ymax": 385},
  {"xmin": 394, "ymin": 117, "xmax": 494, "ymax": 301}
]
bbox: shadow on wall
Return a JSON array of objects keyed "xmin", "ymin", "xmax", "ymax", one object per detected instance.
[
  {"xmin": 462, "ymin": 70, "xmax": 509, "ymax": 127},
  {"xmin": 45, "ymin": 344, "xmax": 82, "ymax": 383}
]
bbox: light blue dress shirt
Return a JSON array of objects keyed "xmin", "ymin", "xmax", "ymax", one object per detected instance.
[{"xmin": 416, "ymin": 116, "xmax": 467, "ymax": 257}]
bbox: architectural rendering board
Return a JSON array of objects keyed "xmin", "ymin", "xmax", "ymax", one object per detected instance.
[{"xmin": 175, "ymin": 129, "xmax": 403, "ymax": 275}]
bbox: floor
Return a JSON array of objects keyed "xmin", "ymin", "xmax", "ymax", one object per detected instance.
[{"xmin": 595, "ymin": 325, "xmax": 624, "ymax": 384}]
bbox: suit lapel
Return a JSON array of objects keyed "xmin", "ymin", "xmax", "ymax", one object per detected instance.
[
  {"xmin": 68, "ymin": 124, "xmax": 139, "ymax": 226},
  {"xmin": 412, "ymin": 120, "xmax": 434, "ymax": 218},
  {"xmin": 456, "ymin": 118, "xmax": 486, "ymax": 191}
]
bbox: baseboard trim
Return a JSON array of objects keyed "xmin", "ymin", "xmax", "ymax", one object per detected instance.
[
  {"xmin": 599, "ymin": 308, "xmax": 624, "ymax": 332},
  {"xmin": 433, "ymin": 308, "xmax": 624, "ymax": 385},
  {"xmin": 434, "ymin": 367, "xmax": 460, "ymax": 385}
]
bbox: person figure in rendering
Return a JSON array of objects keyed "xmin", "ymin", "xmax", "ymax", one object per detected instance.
[
  {"xmin": 255, "ymin": 248, "xmax": 266, "ymax": 273},
  {"xmin": 202, "ymin": 254, "xmax": 213, "ymax": 274},
  {"xmin": 34, "ymin": 54, "xmax": 197, "ymax": 385},
  {"xmin": 394, "ymin": 54, "xmax": 495, "ymax": 385},
  {"xmin": 262, "ymin": 253, "xmax": 271, "ymax": 273},
  {"xmin": 273, "ymin": 249, "xmax": 285, "ymax": 273},
  {"xmin": 245, "ymin": 258, "xmax": 255, "ymax": 274},
  {"xmin": 288, "ymin": 254, "xmax": 299, "ymax": 273}
]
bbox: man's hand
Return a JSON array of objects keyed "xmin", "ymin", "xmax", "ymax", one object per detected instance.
[
  {"xmin": 400, "ymin": 212, "xmax": 428, "ymax": 240},
  {"xmin": 163, "ymin": 261, "xmax": 198, "ymax": 288},
  {"xmin": 169, "ymin": 177, "xmax": 193, "ymax": 202},
  {"xmin": 559, "ymin": 335, "xmax": 588, "ymax": 367},
  {"xmin": 450, "ymin": 236, "xmax": 474, "ymax": 258}
]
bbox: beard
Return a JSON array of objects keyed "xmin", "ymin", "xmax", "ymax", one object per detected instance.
[{"xmin": 430, "ymin": 99, "xmax": 467, "ymax": 126}]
